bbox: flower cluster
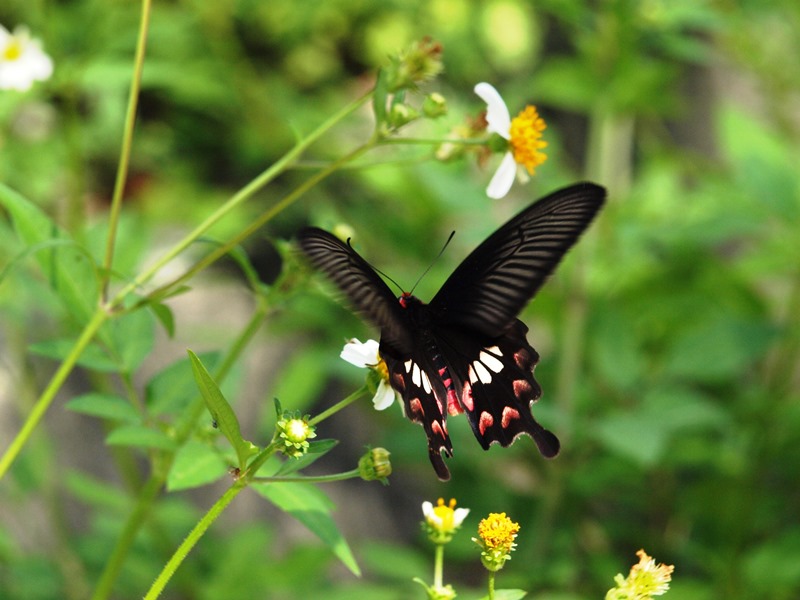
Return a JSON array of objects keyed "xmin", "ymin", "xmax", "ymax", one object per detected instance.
[
  {"xmin": 473, "ymin": 512, "xmax": 520, "ymax": 572},
  {"xmin": 0, "ymin": 24, "xmax": 53, "ymax": 91},
  {"xmin": 606, "ymin": 549, "xmax": 674, "ymax": 600}
]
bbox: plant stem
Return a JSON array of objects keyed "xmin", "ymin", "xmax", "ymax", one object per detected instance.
[
  {"xmin": 433, "ymin": 543, "xmax": 444, "ymax": 589},
  {"xmin": 143, "ymin": 481, "xmax": 246, "ymax": 600},
  {"xmin": 144, "ymin": 135, "xmax": 377, "ymax": 304},
  {"xmin": 111, "ymin": 89, "xmax": 373, "ymax": 309},
  {"xmin": 251, "ymin": 469, "xmax": 361, "ymax": 484},
  {"xmin": 309, "ymin": 385, "xmax": 369, "ymax": 426},
  {"xmin": 0, "ymin": 308, "xmax": 108, "ymax": 480},
  {"xmin": 487, "ymin": 571, "xmax": 496, "ymax": 600},
  {"xmin": 101, "ymin": 0, "xmax": 152, "ymax": 302}
]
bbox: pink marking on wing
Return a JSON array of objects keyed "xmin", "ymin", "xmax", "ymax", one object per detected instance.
[
  {"xmin": 447, "ymin": 389, "xmax": 461, "ymax": 415},
  {"xmin": 431, "ymin": 420, "xmax": 444, "ymax": 438},
  {"xmin": 409, "ymin": 398, "xmax": 423, "ymax": 417},
  {"xmin": 514, "ymin": 349, "xmax": 532, "ymax": 369},
  {"xmin": 478, "ymin": 411, "xmax": 494, "ymax": 436},
  {"xmin": 438, "ymin": 367, "xmax": 448, "ymax": 376},
  {"xmin": 461, "ymin": 381, "xmax": 474, "ymax": 412},
  {"xmin": 512, "ymin": 379, "xmax": 532, "ymax": 398},
  {"xmin": 501, "ymin": 406, "xmax": 521, "ymax": 428}
]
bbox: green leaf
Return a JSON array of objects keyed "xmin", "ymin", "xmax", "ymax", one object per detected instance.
[
  {"xmin": 479, "ymin": 590, "xmax": 527, "ymax": 600},
  {"xmin": 167, "ymin": 440, "xmax": 230, "ymax": 491},
  {"xmin": 106, "ymin": 424, "xmax": 176, "ymax": 451},
  {"xmin": 65, "ymin": 393, "xmax": 141, "ymax": 422},
  {"xmin": 99, "ymin": 307, "xmax": 156, "ymax": 373},
  {"xmin": 29, "ymin": 339, "xmax": 119, "ymax": 372},
  {"xmin": 148, "ymin": 301, "xmax": 176, "ymax": 338},
  {"xmin": 187, "ymin": 350, "xmax": 257, "ymax": 468},
  {"xmin": 0, "ymin": 183, "xmax": 98, "ymax": 323},
  {"xmin": 275, "ymin": 439, "xmax": 339, "ymax": 476},
  {"xmin": 146, "ymin": 352, "xmax": 221, "ymax": 416},
  {"xmin": 252, "ymin": 481, "xmax": 360, "ymax": 576}
]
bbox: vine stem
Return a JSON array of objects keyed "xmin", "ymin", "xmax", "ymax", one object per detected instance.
[
  {"xmin": 143, "ymin": 481, "xmax": 246, "ymax": 600},
  {"xmin": 309, "ymin": 385, "xmax": 369, "ymax": 426},
  {"xmin": 0, "ymin": 309, "xmax": 108, "ymax": 479},
  {"xmin": 101, "ymin": 0, "xmax": 152, "ymax": 302}
]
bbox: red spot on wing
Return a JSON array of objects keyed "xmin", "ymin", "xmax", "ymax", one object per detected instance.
[
  {"xmin": 512, "ymin": 379, "xmax": 532, "ymax": 398},
  {"xmin": 432, "ymin": 420, "xmax": 445, "ymax": 438},
  {"xmin": 501, "ymin": 406, "xmax": 521, "ymax": 428},
  {"xmin": 446, "ymin": 389, "xmax": 462, "ymax": 415},
  {"xmin": 461, "ymin": 381, "xmax": 474, "ymax": 412},
  {"xmin": 409, "ymin": 398, "xmax": 423, "ymax": 417},
  {"xmin": 478, "ymin": 411, "xmax": 494, "ymax": 436}
]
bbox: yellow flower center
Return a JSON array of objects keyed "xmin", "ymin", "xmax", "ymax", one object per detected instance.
[
  {"xmin": 2, "ymin": 39, "xmax": 23, "ymax": 62},
  {"xmin": 431, "ymin": 497, "xmax": 457, "ymax": 531},
  {"xmin": 374, "ymin": 355, "xmax": 389, "ymax": 382},
  {"xmin": 509, "ymin": 106, "xmax": 548, "ymax": 175},
  {"xmin": 477, "ymin": 512, "xmax": 520, "ymax": 551}
]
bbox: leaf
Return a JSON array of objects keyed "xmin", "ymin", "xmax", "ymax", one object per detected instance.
[
  {"xmin": 478, "ymin": 590, "xmax": 528, "ymax": 600},
  {"xmin": 167, "ymin": 440, "xmax": 230, "ymax": 491},
  {"xmin": 275, "ymin": 439, "xmax": 339, "ymax": 476},
  {"xmin": 146, "ymin": 352, "xmax": 221, "ymax": 416},
  {"xmin": 65, "ymin": 393, "xmax": 141, "ymax": 422},
  {"xmin": 106, "ymin": 424, "xmax": 176, "ymax": 451},
  {"xmin": 0, "ymin": 183, "xmax": 98, "ymax": 323},
  {"xmin": 99, "ymin": 307, "xmax": 156, "ymax": 373},
  {"xmin": 252, "ymin": 481, "xmax": 360, "ymax": 576},
  {"xmin": 187, "ymin": 350, "xmax": 258, "ymax": 469},
  {"xmin": 148, "ymin": 301, "xmax": 176, "ymax": 338},
  {"xmin": 29, "ymin": 339, "xmax": 119, "ymax": 372}
]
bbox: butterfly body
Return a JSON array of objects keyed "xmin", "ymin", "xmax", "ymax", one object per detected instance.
[{"xmin": 298, "ymin": 182, "xmax": 605, "ymax": 479}]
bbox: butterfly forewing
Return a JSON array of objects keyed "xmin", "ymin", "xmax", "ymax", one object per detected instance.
[
  {"xmin": 297, "ymin": 228, "xmax": 414, "ymax": 354},
  {"xmin": 429, "ymin": 182, "xmax": 605, "ymax": 337}
]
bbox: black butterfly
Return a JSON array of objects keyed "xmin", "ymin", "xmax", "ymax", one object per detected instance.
[{"xmin": 298, "ymin": 182, "xmax": 605, "ymax": 480}]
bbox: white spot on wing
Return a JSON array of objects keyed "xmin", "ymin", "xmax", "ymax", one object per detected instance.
[
  {"xmin": 472, "ymin": 360, "xmax": 492, "ymax": 384},
  {"xmin": 479, "ymin": 350, "xmax": 504, "ymax": 373},
  {"xmin": 404, "ymin": 359, "xmax": 413, "ymax": 373},
  {"xmin": 411, "ymin": 363, "xmax": 421, "ymax": 387},
  {"xmin": 421, "ymin": 370, "xmax": 432, "ymax": 394}
]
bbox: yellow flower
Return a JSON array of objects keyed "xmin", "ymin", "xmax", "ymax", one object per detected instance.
[
  {"xmin": 605, "ymin": 549, "xmax": 674, "ymax": 599},
  {"xmin": 473, "ymin": 512, "xmax": 520, "ymax": 571},
  {"xmin": 474, "ymin": 82, "xmax": 548, "ymax": 199},
  {"xmin": 0, "ymin": 24, "xmax": 53, "ymax": 91},
  {"xmin": 422, "ymin": 498, "xmax": 470, "ymax": 544}
]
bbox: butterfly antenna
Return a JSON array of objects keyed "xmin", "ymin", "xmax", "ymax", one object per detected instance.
[
  {"xmin": 409, "ymin": 230, "xmax": 456, "ymax": 295},
  {"xmin": 345, "ymin": 238, "xmax": 406, "ymax": 295}
]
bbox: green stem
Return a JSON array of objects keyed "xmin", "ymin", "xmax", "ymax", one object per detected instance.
[
  {"xmin": 101, "ymin": 0, "xmax": 152, "ymax": 302},
  {"xmin": 91, "ymin": 303, "xmax": 268, "ymax": 600},
  {"xmin": 309, "ymin": 385, "xmax": 369, "ymax": 426},
  {"xmin": 90, "ymin": 475, "xmax": 163, "ymax": 600},
  {"xmin": 144, "ymin": 136, "xmax": 377, "ymax": 304},
  {"xmin": 251, "ymin": 469, "xmax": 361, "ymax": 484},
  {"xmin": 433, "ymin": 543, "xmax": 444, "ymax": 589},
  {"xmin": 487, "ymin": 571, "xmax": 496, "ymax": 600},
  {"xmin": 377, "ymin": 136, "xmax": 487, "ymax": 146},
  {"xmin": 0, "ymin": 308, "xmax": 108, "ymax": 480},
  {"xmin": 143, "ymin": 481, "xmax": 246, "ymax": 600},
  {"xmin": 111, "ymin": 89, "xmax": 373, "ymax": 309}
]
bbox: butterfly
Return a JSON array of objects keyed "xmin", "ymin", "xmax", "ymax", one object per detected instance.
[{"xmin": 298, "ymin": 182, "xmax": 606, "ymax": 480}]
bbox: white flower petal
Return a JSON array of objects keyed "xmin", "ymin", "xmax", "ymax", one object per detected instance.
[
  {"xmin": 474, "ymin": 82, "xmax": 511, "ymax": 138},
  {"xmin": 486, "ymin": 152, "xmax": 518, "ymax": 199},
  {"xmin": 340, "ymin": 338, "xmax": 380, "ymax": 368},
  {"xmin": 453, "ymin": 507, "xmax": 470, "ymax": 526},
  {"xmin": 421, "ymin": 501, "xmax": 434, "ymax": 518},
  {"xmin": 372, "ymin": 380, "xmax": 397, "ymax": 411}
]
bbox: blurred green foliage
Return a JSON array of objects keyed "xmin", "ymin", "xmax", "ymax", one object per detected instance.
[{"xmin": 1, "ymin": 0, "xmax": 799, "ymax": 599}]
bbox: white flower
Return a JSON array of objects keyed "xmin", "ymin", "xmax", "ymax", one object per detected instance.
[
  {"xmin": 340, "ymin": 338, "xmax": 398, "ymax": 410},
  {"xmin": 422, "ymin": 498, "xmax": 470, "ymax": 540},
  {"xmin": 474, "ymin": 82, "xmax": 548, "ymax": 199},
  {"xmin": 0, "ymin": 24, "xmax": 53, "ymax": 91}
]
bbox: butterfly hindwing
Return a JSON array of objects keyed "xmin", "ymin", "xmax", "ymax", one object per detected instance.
[
  {"xmin": 430, "ymin": 182, "xmax": 605, "ymax": 337},
  {"xmin": 435, "ymin": 319, "xmax": 560, "ymax": 458}
]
